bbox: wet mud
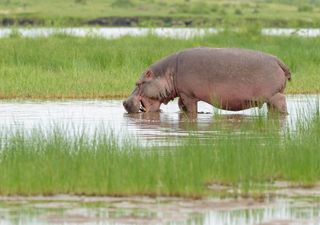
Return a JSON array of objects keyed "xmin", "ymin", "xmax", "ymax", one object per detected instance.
[{"xmin": 1, "ymin": 193, "xmax": 320, "ymax": 225}]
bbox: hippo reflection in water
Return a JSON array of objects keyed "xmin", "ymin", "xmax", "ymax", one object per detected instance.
[{"xmin": 123, "ymin": 47, "xmax": 291, "ymax": 114}]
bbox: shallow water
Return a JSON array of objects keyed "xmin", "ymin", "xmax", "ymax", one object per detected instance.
[
  {"xmin": 0, "ymin": 27, "xmax": 320, "ymax": 39},
  {"xmin": 0, "ymin": 27, "xmax": 218, "ymax": 39},
  {"xmin": 0, "ymin": 95, "xmax": 318, "ymax": 145},
  {"xmin": 262, "ymin": 28, "xmax": 320, "ymax": 37},
  {"xmin": 0, "ymin": 196, "xmax": 320, "ymax": 225},
  {"xmin": 0, "ymin": 95, "xmax": 319, "ymax": 224}
]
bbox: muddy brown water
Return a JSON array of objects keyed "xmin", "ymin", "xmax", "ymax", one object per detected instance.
[{"xmin": 0, "ymin": 95, "xmax": 319, "ymax": 224}]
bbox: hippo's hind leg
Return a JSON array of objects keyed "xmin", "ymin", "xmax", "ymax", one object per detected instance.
[
  {"xmin": 178, "ymin": 93, "xmax": 198, "ymax": 113},
  {"xmin": 267, "ymin": 93, "xmax": 288, "ymax": 114}
]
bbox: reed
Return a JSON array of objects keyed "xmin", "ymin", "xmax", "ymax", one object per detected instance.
[{"xmin": 0, "ymin": 110, "xmax": 319, "ymax": 197}]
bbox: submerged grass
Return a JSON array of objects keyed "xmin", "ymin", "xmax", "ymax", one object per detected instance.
[
  {"xmin": 0, "ymin": 111, "xmax": 319, "ymax": 197},
  {"xmin": 0, "ymin": 33, "xmax": 320, "ymax": 99}
]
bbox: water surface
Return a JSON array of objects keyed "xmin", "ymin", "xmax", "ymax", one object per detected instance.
[
  {"xmin": 0, "ymin": 95, "xmax": 319, "ymax": 225},
  {"xmin": 0, "ymin": 27, "xmax": 218, "ymax": 39},
  {"xmin": 1, "ymin": 27, "xmax": 320, "ymax": 39},
  {"xmin": 0, "ymin": 95, "xmax": 318, "ymax": 145},
  {"xmin": 0, "ymin": 196, "xmax": 320, "ymax": 225}
]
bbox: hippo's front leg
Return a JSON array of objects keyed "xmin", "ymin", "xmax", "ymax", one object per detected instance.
[
  {"xmin": 178, "ymin": 93, "xmax": 198, "ymax": 113},
  {"xmin": 178, "ymin": 98, "xmax": 187, "ymax": 111}
]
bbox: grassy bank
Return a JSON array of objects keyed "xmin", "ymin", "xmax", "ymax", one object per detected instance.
[
  {"xmin": 1, "ymin": 0, "xmax": 320, "ymax": 27},
  {"xmin": 0, "ymin": 32, "xmax": 320, "ymax": 99},
  {"xmin": 0, "ymin": 110, "xmax": 319, "ymax": 197}
]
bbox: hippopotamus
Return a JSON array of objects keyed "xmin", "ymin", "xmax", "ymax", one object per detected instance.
[{"xmin": 123, "ymin": 47, "xmax": 291, "ymax": 114}]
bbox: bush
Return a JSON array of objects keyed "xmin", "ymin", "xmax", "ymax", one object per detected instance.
[
  {"xmin": 190, "ymin": 3, "xmax": 211, "ymax": 14},
  {"xmin": 234, "ymin": 8, "xmax": 243, "ymax": 15},
  {"xmin": 111, "ymin": 0, "xmax": 135, "ymax": 8},
  {"xmin": 297, "ymin": 5, "xmax": 313, "ymax": 12},
  {"xmin": 74, "ymin": 0, "xmax": 87, "ymax": 4}
]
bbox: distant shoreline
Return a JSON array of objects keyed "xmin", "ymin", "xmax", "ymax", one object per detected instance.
[{"xmin": 1, "ymin": 16, "xmax": 320, "ymax": 28}]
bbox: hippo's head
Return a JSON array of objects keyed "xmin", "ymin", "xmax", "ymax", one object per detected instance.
[{"xmin": 123, "ymin": 69, "xmax": 175, "ymax": 113}]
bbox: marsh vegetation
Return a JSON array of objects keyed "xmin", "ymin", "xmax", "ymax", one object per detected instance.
[
  {"xmin": 1, "ymin": 0, "xmax": 320, "ymax": 27},
  {"xmin": 0, "ymin": 32, "xmax": 319, "ymax": 99},
  {"xmin": 1, "ymin": 1, "xmax": 320, "ymax": 225},
  {"xmin": 0, "ymin": 106, "xmax": 319, "ymax": 197}
]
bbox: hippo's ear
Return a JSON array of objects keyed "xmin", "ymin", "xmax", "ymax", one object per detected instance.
[{"xmin": 145, "ymin": 70, "xmax": 153, "ymax": 78}]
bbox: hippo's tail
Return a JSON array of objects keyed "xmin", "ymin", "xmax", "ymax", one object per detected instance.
[{"xmin": 277, "ymin": 59, "xmax": 291, "ymax": 81}]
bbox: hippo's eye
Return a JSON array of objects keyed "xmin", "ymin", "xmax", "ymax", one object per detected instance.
[{"xmin": 136, "ymin": 80, "xmax": 143, "ymax": 86}]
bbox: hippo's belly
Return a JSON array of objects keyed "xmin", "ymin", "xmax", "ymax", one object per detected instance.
[
  {"xmin": 196, "ymin": 83, "xmax": 270, "ymax": 111},
  {"xmin": 212, "ymin": 98, "xmax": 264, "ymax": 111}
]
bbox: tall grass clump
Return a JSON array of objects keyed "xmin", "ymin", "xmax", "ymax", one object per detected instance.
[
  {"xmin": 0, "ymin": 110, "xmax": 319, "ymax": 197},
  {"xmin": 0, "ymin": 33, "xmax": 320, "ymax": 99}
]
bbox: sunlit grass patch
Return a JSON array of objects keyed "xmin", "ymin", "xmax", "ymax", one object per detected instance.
[{"xmin": 0, "ymin": 33, "xmax": 319, "ymax": 99}]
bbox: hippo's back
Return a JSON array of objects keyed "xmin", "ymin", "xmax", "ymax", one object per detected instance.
[
  {"xmin": 176, "ymin": 47, "xmax": 287, "ymax": 107},
  {"xmin": 177, "ymin": 47, "xmax": 282, "ymax": 82}
]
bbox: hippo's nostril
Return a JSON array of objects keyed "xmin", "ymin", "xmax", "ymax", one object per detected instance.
[{"xmin": 123, "ymin": 101, "xmax": 127, "ymax": 107}]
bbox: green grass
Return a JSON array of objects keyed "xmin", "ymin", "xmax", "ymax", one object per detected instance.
[
  {"xmin": 0, "ymin": 109, "xmax": 319, "ymax": 197},
  {"xmin": 0, "ymin": 32, "xmax": 320, "ymax": 99},
  {"xmin": 1, "ymin": 0, "xmax": 320, "ymax": 27}
]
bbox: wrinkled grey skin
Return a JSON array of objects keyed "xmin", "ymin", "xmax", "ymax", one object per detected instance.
[
  {"xmin": 123, "ymin": 53, "xmax": 177, "ymax": 113},
  {"xmin": 123, "ymin": 47, "xmax": 291, "ymax": 114}
]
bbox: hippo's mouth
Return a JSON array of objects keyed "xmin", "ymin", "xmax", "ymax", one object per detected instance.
[
  {"xmin": 140, "ymin": 100, "xmax": 146, "ymax": 112},
  {"xmin": 139, "ymin": 96, "xmax": 161, "ymax": 113}
]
